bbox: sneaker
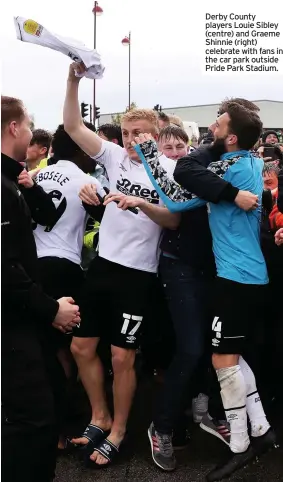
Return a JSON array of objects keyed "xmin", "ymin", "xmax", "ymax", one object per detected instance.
[
  {"xmin": 252, "ymin": 428, "xmax": 278, "ymax": 456},
  {"xmin": 192, "ymin": 393, "xmax": 209, "ymax": 423},
  {"xmin": 148, "ymin": 422, "xmax": 176, "ymax": 471},
  {"xmin": 206, "ymin": 445, "xmax": 255, "ymax": 482},
  {"xmin": 200, "ymin": 413, "xmax": 230, "ymax": 446}
]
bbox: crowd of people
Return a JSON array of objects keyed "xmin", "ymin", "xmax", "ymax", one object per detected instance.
[{"xmin": 1, "ymin": 61, "xmax": 283, "ymax": 482}]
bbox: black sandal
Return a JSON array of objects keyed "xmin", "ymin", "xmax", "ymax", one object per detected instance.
[
  {"xmin": 86, "ymin": 438, "xmax": 119, "ymax": 468},
  {"xmin": 67, "ymin": 424, "xmax": 110, "ymax": 454}
]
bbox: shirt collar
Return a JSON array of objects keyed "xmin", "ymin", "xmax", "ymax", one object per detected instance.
[
  {"xmin": 55, "ymin": 160, "xmax": 82, "ymax": 172},
  {"xmin": 1, "ymin": 153, "xmax": 24, "ymax": 181}
]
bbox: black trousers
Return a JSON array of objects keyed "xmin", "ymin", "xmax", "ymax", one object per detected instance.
[
  {"xmin": 1, "ymin": 423, "xmax": 57, "ymax": 482},
  {"xmin": 1, "ymin": 328, "xmax": 58, "ymax": 482},
  {"xmin": 37, "ymin": 257, "xmax": 85, "ymax": 430}
]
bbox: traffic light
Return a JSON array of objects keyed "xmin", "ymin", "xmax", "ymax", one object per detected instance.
[
  {"xmin": 80, "ymin": 102, "xmax": 89, "ymax": 119},
  {"xmin": 153, "ymin": 104, "xmax": 162, "ymax": 112},
  {"xmin": 95, "ymin": 106, "xmax": 100, "ymax": 119}
]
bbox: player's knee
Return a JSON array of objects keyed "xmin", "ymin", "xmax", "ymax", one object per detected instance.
[
  {"xmin": 71, "ymin": 338, "xmax": 97, "ymax": 361},
  {"xmin": 212, "ymin": 353, "xmax": 239, "ymax": 370},
  {"xmin": 111, "ymin": 347, "xmax": 135, "ymax": 374}
]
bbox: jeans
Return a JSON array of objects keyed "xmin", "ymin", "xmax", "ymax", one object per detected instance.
[{"xmin": 153, "ymin": 255, "xmax": 212, "ymax": 434}]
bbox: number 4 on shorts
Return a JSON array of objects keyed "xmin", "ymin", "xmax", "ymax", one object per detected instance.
[
  {"xmin": 212, "ymin": 316, "xmax": 222, "ymax": 334},
  {"xmin": 121, "ymin": 313, "xmax": 143, "ymax": 335}
]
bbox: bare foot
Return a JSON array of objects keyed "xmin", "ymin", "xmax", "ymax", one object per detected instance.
[
  {"xmin": 90, "ymin": 431, "xmax": 125, "ymax": 465},
  {"xmin": 72, "ymin": 419, "xmax": 112, "ymax": 446}
]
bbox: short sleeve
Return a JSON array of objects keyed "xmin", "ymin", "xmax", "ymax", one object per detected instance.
[{"xmin": 91, "ymin": 139, "xmax": 124, "ymax": 171}]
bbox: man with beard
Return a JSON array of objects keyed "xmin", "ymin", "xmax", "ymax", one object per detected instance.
[{"xmin": 132, "ymin": 102, "xmax": 276, "ymax": 481}]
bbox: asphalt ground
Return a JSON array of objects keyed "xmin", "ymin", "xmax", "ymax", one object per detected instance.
[{"xmin": 55, "ymin": 378, "xmax": 283, "ymax": 482}]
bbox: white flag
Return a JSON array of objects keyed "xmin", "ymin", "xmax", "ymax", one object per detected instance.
[{"xmin": 14, "ymin": 16, "xmax": 105, "ymax": 80}]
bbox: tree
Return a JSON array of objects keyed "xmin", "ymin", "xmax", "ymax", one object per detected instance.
[
  {"xmin": 111, "ymin": 102, "xmax": 137, "ymax": 125},
  {"xmin": 111, "ymin": 112, "xmax": 122, "ymax": 126},
  {"xmin": 126, "ymin": 101, "xmax": 137, "ymax": 112}
]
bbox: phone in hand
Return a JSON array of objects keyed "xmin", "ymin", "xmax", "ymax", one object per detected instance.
[{"xmin": 263, "ymin": 147, "xmax": 277, "ymax": 162}]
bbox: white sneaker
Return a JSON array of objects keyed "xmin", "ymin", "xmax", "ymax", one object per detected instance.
[{"xmin": 192, "ymin": 393, "xmax": 209, "ymax": 423}]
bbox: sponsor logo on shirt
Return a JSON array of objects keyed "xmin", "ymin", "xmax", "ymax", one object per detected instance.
[
  {"xmin": 23, "ymin": 20, "xmax": 43, "ymax": 37},
  {"xmin": 116, "ymin": 177, "xmax": 159, "ymax": 204}
]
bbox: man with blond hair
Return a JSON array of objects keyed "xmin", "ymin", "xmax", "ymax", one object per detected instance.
[
  {"xmin": 63, "ymin": 62, "xmax": 179, "ymax": 467},
  {"xmin": 168, "ymin": 114, "xmax": 184, "ymax": 129}
]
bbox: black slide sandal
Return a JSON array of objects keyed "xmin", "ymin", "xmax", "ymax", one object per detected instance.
[
  {"xmin": 86, "ymin": 438, "xmax": 119, "ymax": 468},
  {"xmin": 67, "ymin": 424, "xmax": 110, "ymax": 454}
]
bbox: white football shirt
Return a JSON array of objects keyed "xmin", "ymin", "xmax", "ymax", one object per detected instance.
[
  {"xmin": 14, "ymin": 17, "xmax": 105, "ymax": 80},
  {"xmin": 93, "ymin": 141, "xmax": 176, "ymax": 273},
  {"xmin": 34, "ymin": 160, "xmax": 105, "ymax": 265}
]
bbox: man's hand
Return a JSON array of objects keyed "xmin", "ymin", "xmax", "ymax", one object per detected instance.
[
  {"xmin": 68, "ymin": 62, "xmax": 86, "ymax": 83},
  {"xmin": 79, "ymin": 184, "xmax": 101, "ymax": 205},
  {"xmin": 234, "ymin": 190, "xmax": 259, "ymax": 211},
  {"xmin": 18, "ymin": 169, "xmax": 40, "ymax": 189},
  {"xmin": 104, "ymin": 192, "xmax": 144, "ymax": 210},
  {"xmin": 131, "ymin": 132, "xmax": 154, "ymax": 147},
  {"xmin": 275, "ymin": 228, "xmax": 283, "ymax": 246},
  {"xmin": 52, "ymin": 297, "xmax": 81, "ymax": 333}
]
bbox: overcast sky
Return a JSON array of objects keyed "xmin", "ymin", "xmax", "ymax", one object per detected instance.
[{"xmin": 1, "ymin": 0, "xmax": 283, "ymax": 130}]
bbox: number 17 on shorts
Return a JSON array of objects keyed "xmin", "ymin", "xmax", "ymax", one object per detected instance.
[{"xmin": 121, "ymin": 313, "xmax": 143, "ymax": 347}]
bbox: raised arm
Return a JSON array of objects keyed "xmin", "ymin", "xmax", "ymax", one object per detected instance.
[{"xmin": 63, "ymin": 63, "xmax": 102, "ymax": 157}]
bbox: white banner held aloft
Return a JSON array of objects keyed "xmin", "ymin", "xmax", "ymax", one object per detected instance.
[{"xmin": 14, "ymin": 16, "xmax": 105, "ymax": 80}]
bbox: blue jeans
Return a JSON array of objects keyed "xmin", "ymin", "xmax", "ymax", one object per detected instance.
[{"xmin": 153, "ymin": 255, "xmax": 212, "ymax": 434}]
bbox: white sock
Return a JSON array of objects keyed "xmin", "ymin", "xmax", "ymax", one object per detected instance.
[
  {"xmin": 239, "ymin": 356, "xmax": 270, "ymax": 438},
  {"xmin": 217, "ymin": 366, "xmax": 250, "ymax": 453}
]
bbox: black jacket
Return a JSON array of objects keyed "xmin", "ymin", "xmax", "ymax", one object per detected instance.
[
  {"xmin": 1, "ymin": 153, "xmax": 59, "ymax": 329},
  {"xmin": 174, "ymin": 145, "xmax": 239, "ymax": 203},
  {"xmin": 160, "ymin": 208, "xmax": 216, "ymax": 274}
]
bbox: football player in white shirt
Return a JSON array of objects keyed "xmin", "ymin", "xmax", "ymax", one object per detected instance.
[
  {"xmin": 63, "ymin": 62, "xmax": 180, "ymax": 467},
  {"xmin": 26, "ymin": 123, "xmax": 105, "ymax": 449}
]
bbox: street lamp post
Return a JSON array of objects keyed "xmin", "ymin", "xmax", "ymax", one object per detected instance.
[
  {"xmin": 92, "ymin": 1, "xmax": 103, "ymax": 124},
  {"xmin": 122, "ymin": 32, "xmax": 131, "ymax": 111}
]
